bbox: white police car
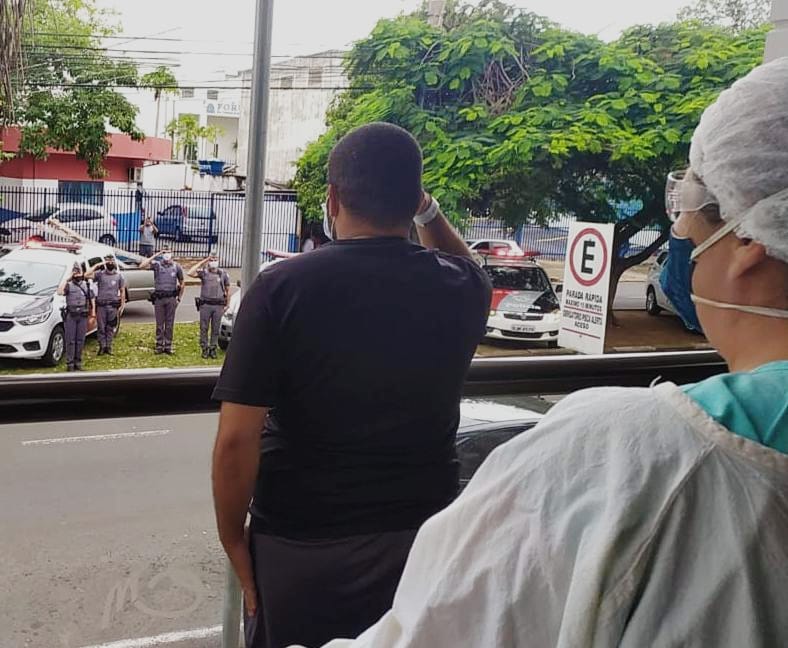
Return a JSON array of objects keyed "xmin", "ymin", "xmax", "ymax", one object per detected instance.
[{"xmin": 0, "ymin": 241, "xmax": 115, "ymax": 365}]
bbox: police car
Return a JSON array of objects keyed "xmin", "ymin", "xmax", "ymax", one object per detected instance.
[
  {"xmin": 483, "ymin": 257, "xmax": 562, "ymax": 346},
  {"xmin": 0, "ymin": 241, "xmax": 116, "ymax": 365}
]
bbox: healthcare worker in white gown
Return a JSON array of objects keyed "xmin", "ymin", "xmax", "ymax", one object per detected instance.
[{"xmin": 299, "ymin": 57, "xmax": 788, "ymax": 648}]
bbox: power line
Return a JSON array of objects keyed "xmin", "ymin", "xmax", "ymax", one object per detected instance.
[{"xmin": 14, "ymin": 82, "xmax": 375, "ymax": 91}]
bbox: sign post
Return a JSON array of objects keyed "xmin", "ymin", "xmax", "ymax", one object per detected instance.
[{"xmin": 558, "ymin": 222, "xmax": 615, "ymax": 355}]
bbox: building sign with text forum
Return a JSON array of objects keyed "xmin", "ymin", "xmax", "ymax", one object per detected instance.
[{"xmin": 558, "ymin": 222, "xmax": 614, "ymax": 355}]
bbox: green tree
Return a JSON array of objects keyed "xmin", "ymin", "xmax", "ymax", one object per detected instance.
[
  {"xmin": 13, "ymin": 0, "xmax": 143, "ymax": 178},
  {"xmin": 0, "ymin": 0, "xmax": 29, "ymax": 125},
  {"xmin": 678, "ymin": 0, "xmax": 771, "ymax": 32},
  {"xmin": 141, "ymin": 66, "xmax": 178, "ymax": 138},
  {"xmin": 165, "ymin": 114, "xmax": 223, "ymax": 162},
  {"xmin": 293, "ymin": 3, "xmax": 765, "ymax": 308}
]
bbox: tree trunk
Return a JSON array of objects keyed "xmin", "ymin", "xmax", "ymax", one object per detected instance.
[
  {"xmin": 154, "ymin": 95, "xmax": 161, "ymax": 138},
  {"xmin": 607, "ymin": 226, "xmax": 670, "ymax": 325}
]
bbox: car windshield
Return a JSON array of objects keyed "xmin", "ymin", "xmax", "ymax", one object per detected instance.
[
  {"xmin": 484, "ymin": 266, "xmax": 551, "ymax": 292},
  {"xmin": 0, "ymin": 260, "xmax": 65, "ymax": 295}
]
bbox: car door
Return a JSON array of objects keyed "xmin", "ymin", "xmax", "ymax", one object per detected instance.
[{"xmin": 115, "ymin": 254, "xmax": 154, "ymax": 302}]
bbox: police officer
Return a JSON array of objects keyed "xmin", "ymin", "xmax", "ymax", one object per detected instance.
[
  {"xmin": 140, "ymin": 248, "xmax": 184, "ymax": 354},
  {"xmin": 57, "ymin": 263, "xmax": 94, "ymax": 371},
  {"xmin": 86, "ymin": 253, "xmax": 126, "ymax": 356},
  {"xmin": 187, "ymin": 253, "xmax": 230, "ymax": 359}
]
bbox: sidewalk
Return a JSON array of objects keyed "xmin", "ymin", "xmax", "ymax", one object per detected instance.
[{"xmin": 476, "ymin": 311, "xmax": 710, "ymax": 358}]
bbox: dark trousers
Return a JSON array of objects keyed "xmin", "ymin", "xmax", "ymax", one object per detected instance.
[
  {"xmin": 97, "ymin": 304, "xmax": 119, "ymax": 351},
  {"xmin": 245, "ymin": 529, "xmax": 417, "ymax": 648},
  {"xmin": 64, "ymin": 314, "xmax": 87, "ymax": 368},
  {"xmin": 199, "ymin": 304, "xmax": 223, "ymax": 350},
  {"xmin": 153, "ymin": 297, "xmax": 178, "ymax": 351},
  {"xmin": 139, "ymin": 243, "xmax": 154, "ymax": 258}
]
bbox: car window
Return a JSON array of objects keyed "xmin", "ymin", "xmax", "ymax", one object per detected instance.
[
  {"xmin": 59, "ymin": 208, "xmax": 100, "ymax": 222},
  {"xmin": 87, "ymin": 257, "xmax": 103, "ymax": 267},
  {"xmin": 0, "ymin": 260, "xmax": 66, "ymax": 296},
  {"xmin": 484, "ymin": 265, "xmax": 551, "ymax": 292},
  {"xmin": 474, "ymin": 242, "xmax": 490, "ymax": 251},
  {"xmin": 161, "ymin": 206, "xmax": 182, "ymax": 217},
  {"xmin": 657, "ymin": 251, "xmax": 668, "ymax": 265}
]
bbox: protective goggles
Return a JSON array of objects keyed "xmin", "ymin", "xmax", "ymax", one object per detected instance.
[{"xmin": 665, "ymin": 170, "xmax": 719, "ymax": 222}]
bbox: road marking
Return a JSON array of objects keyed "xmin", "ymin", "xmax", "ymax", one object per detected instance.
[
  {"xmin": 79, "ymin": 625, "xmax": 221, "ymax": 648},
  {"xmin": 22, "ymin": 429, "xmax": 170, "ymax": 447}
]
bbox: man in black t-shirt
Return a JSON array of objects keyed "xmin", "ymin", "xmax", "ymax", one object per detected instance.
[{"xmin": 212, "ymin": 122, "xmax": 492, "ymax": 648}]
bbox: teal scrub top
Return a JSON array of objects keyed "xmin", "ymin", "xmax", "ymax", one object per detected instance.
[{"xmin": 683, "ymin": 360, "xmax": 788, "ymax": 454}]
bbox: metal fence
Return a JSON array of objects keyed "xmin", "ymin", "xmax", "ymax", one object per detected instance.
[
  {"xmin": 462, "ymin": 210, "xmax": 667, "ymax": 260},
  {"xmin": 0, "ymin": 186, "xmax": 300, "ymax": 267}
]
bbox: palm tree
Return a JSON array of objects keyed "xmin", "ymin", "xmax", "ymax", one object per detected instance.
[
  {"xmin": 0, "ymin": 0, "xmax": 29, "ymax": 124},
  {"xmin": 141, "ymin": 66, "xmax": 179, "ymax": 138}
]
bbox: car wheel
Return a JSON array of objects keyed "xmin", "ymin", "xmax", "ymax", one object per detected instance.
[
  {"xmin": 42, "ymin": 325, "xmax": 65, "ymax": 367},
  {"xmin": 99, "ymin": 234, "xmax": 116, "ymax": 246},
  {"xmin": 547, "ymin": 340, "xmax": 559, "ymax": 349},
  {"xmin": 646, "ymin": 286, "xmax": 662, "ymax": 316},
  {"xmin": 218, "ymin": 338, "xmax": 229, "ymax": 351}
]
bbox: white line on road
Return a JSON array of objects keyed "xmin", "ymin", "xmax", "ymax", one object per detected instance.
[
  {"xmin": 79, "ymin": 625, "xmax": 221, "ymax": 648},
  {"xmin": 22, "ymin": 429, "xmax": 171, "ymax": 446}
]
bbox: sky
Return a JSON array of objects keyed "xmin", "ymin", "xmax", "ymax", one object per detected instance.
[{"xmin": 101, "ymin": 0, "xmax": 691, "ymax": 84}]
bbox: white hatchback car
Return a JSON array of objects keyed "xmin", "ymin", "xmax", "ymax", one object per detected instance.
[
  {"xmin": 646, "ymin": 251, "xmax": 675, "ymax": 316},
  {"xmin": 0, "ymin": 240, "xmax": 115, "ymax": 365}
]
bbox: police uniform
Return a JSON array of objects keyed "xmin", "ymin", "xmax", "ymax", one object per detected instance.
[
  {"xmin": 95, "ymin": 264, "xmax": 126, "ymax": 355},
  {"xmin": 151, "ymin": 259, "xmax": 183, "ymax": 353},
  {"xmin": 196, "ymin": 266, "xmax": 230, "ymax": 358},
  {"xmin": 62, "ymin": 269, "xmax": 93, "ymax": 371}
]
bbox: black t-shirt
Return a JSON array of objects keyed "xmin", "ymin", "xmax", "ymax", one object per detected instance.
[{"xmin": 213, "ymin": 237, "xmax": 492, "ymax": 539}]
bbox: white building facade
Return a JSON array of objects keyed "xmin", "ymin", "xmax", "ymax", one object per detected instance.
[{"xmin": 237, "ymin": 50, "xmax": 348, "ymax": 185}]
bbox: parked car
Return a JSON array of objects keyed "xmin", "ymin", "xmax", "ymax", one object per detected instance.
[
  {"xmin": 457, "ymin": 397, "xmax": 547, "ymax": 489},
  {"xmin": 646, "ymin": 251, "xmax": 675, "ymax": 317},
  {"xmin": 156, "ymin": 204, "xmax": 218, "ymax": 243},
  {"xmin": 49, "ymin": 204, "xmax": 118, "ymax": 246},
  {"xmin": 0, "ymin": 212, "xmax": 46, "ymax": 244},
  {"xmin": 467, "ymin": 239, "xmax": 537, "ymax": 258},
  {"xmin": 113, "ymin": 251, "xmax": 156, "ymax": 302},
  {"xmin": 483, "ymin": 257, "xmax": 562, "ymax": 346},
  {"xmin": 0, "ymin": 240, "xmax": 117, "ymax": 365}
]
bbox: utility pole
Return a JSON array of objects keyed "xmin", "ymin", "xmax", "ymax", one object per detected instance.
[
  {"xmin": 765, "ymin": 0, "xmax": 788, "ymax": 61},
  {"xmin": 240, "ymin": 0, "xmax": 275, "ymax": 294},
  {"xmin": 427, "ymin": 0, "xmax": 447, "ymax": 28}
]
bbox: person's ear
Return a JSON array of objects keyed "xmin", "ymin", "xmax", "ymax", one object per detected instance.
[
  {"xmin": 327, "ymin": 184, "xmax": 340, "ymax": 219},
  {"xmin": 729, "ymin": 237, "xmax": 768, "ymax": 280}
]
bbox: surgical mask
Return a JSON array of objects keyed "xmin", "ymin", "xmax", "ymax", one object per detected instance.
[
  {"xmin": 162, "ymin": 253, "xmax": 172, "ymax": 263},
  {"xmin": 105, "ymin": 262, "xmax": 116, "ymax": 271},
  {"xmin": 322, "ymin": 202, "xmax": 334, "ymax": 241},
  {"xmin": 661, "ymin": 217, "xmax": 788, "ymax": 329},
  {"xmin": 208, "ymin": 261, "xmax": 219, "ymax": 270}
]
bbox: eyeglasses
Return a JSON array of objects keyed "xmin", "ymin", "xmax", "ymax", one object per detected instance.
[{"xmin": 665, "ymin": 170, "xmax": 719, "ymax": 222}]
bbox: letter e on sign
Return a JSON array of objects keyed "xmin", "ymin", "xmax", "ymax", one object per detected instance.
[{"xmin": 559, "ymin": 222, "xmax": 615, "ymax": 355}]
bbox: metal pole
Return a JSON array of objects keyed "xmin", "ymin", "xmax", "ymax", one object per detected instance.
[
  {"xmin": 765, "ymin": 0, "xmax": 788, "ymax": 61},
  {"xmin": 222, "ymin": 558, "xmax": 243, "ymax": 648},
  {"xmin": 240, "ymin": 0, "xmax": 275, "ymax": 294},
  {"xmin": 223, "ymin": 4, "xmax": 275, "ymax": 644}
]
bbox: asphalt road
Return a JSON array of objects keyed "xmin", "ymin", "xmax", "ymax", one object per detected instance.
[
  {"xmin": 0, "ymin": 413, "xmax": 224, "ymax": 648},
  {"xmin": 120, "ymin": 281, "xmax": 648, "ymax": 327}
]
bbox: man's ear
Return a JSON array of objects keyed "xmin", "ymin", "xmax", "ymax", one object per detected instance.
[
  {"xmin": 327, "ymin": 184, "xmax": 340, "ymax": 219},
  {"xmin": 729, "ymin": 237, "xmax": 768, "ymax": 280}
]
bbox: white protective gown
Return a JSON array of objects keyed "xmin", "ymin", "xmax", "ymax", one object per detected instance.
[{"xmin": 309, "ymin": 383, "xmax": 788, "ymax": 648}]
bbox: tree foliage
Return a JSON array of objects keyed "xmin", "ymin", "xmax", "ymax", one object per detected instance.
[
  {"xmin": 141, "ymin": 66, "xmax": 178, "ymax": 102},
  {"xmin": 13, "ymin": 0, "xmax": 144, "ymax": 178},
  {"xmin": 166, "ymin": 114, "xmax": 222, "ymax": 162},
  {"xmin": 294, "ymin": 4, "xmax": 765, "ymax": 232},
  {"xmin": 0, "ymin": 0, "xmax": 30, "ymax": 125},
  {"xmin": 678, "ymin": 0, "xmax": 771, "ymax": 32}
]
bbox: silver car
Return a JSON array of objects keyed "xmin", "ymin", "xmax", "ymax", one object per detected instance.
[{"xmin": 646, "ymin": 251, "xmax": 675, "ymax": 316}]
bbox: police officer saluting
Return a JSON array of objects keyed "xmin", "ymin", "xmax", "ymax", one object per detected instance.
[
  {"xmin": 57, "ymin": 263, "xmax": 95, "ymax": 371},
  {"xmin": 86, "ymin": 253, "xmax": 126, "ymax": 356},
  {"xmin": 187, "ymin": 252, "xmax": 230, "ymax": 359},
  {"xmin": 140, "ymin": 248, "xmax": 184, "ymax": 354}
]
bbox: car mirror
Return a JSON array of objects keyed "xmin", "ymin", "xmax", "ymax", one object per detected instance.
[
  {"xmin": 555, "ymin": 283, "xmax": 563, "ymax": 294},
  {"xmin": 236, "ymin": 280, "xmax": 241, "ymax": 288}
]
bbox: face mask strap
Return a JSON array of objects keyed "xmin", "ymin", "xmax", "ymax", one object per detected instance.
[
  {"xmin": 690, "ymin": 217, "xmax": 741, "ymax": 261},
  {"xmin": 691, "ymin": 295, "xmax": 788, "ymax": 319}
]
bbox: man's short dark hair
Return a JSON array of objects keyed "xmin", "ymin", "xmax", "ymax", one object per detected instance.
[{"xmin": 328, "ymin": 122, "xmax": 423, "ymax": 228}]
